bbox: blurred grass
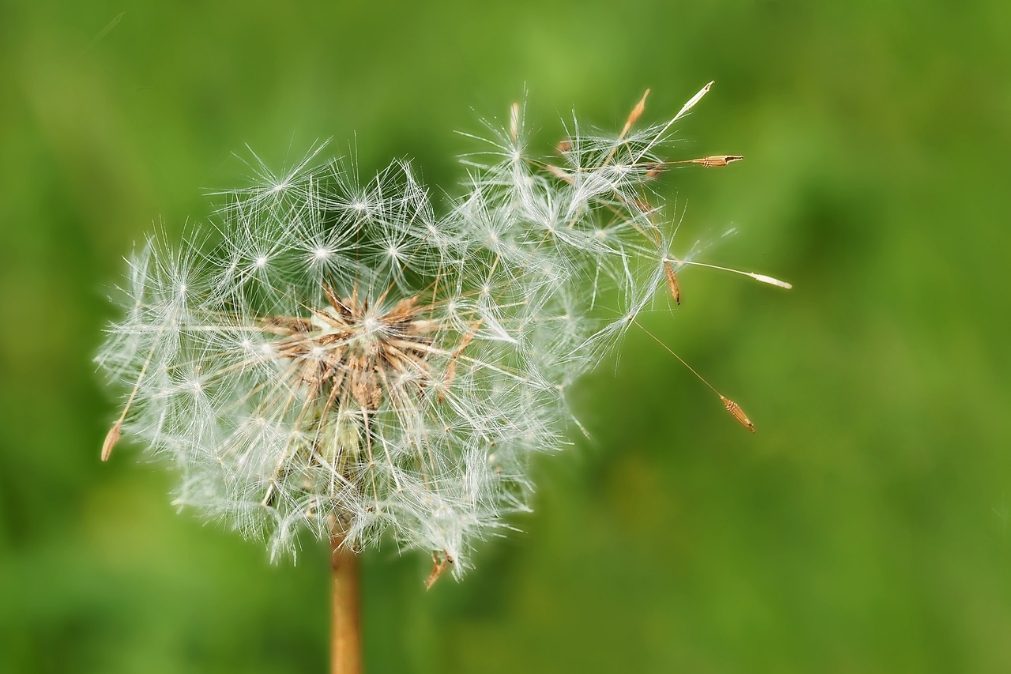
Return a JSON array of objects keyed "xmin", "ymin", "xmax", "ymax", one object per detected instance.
[{"xmin": 2, "ymin": 1, "xmax": 1010, "ymax": 672}]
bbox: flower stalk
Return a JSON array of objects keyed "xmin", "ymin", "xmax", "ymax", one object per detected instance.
[{"xmin": 330, "ymin": 532, "xmax": 361, "ymax": 674}]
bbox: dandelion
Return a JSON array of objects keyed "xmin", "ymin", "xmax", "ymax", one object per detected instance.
[{"xmin": 96, "ymin": 82, "xmax": 788, "ymax": 672}]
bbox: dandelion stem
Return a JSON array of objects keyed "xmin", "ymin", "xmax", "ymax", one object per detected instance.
[{"xmin": 330, "ymin": 532, "xmax": 362, "ymax": 674}]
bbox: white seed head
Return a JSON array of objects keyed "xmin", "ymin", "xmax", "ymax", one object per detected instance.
[{"xmin": 97, "ymin": 87, "xmax": 773, "ymax": 577}]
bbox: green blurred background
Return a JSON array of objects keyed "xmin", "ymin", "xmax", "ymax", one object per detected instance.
[{"xmin": 2, "ymin": 1, "xmax": 1009, "ymax": 672}]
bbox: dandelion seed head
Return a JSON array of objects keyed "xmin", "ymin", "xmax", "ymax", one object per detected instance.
[{"xmin": 98, "ymin": 86, "xmax": 781, "ymax": 578}]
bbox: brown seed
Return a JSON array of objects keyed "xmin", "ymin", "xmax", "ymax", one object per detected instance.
[
  {"xmin": 619, "ymin": 88, "xmax": 651, "ymax": 140},
  {"xmin": 645, "ymin": 162, "xmax": 667, "ymax": 180},
  {"xmin": 353, "ymin": 359, "xmax": 383, "ymax": 410},
  {"xmin": 385, "ymin": 295, "xmax": 420, "ymax": 323},
  {"xmin": 663, "ymin": 261, "xmax": 681, "ymax": 306},
  {"xmin": 425, "ymin": 551, "xmax": 454, "ymax": 590},
  {"xmin": 439, "ymin": 360, "xmax": 457, "ymax": 403},
  {"xmin": 544, "ymin": 164, "xmax": 574, "ymax": 184},
  {"xmin": 101, "ymin": 420, "xmax": 122, "ymax": 461},
  {"xmin": 440, "ymin": 322, "xmax": 482, "ymax": 401},
  {"xmin": 720, "ymin": 395, "xmax": 756, "ymax": 432},
  {"xmin": 555, "ymin": 138, "xmax": 572, "ymax": 154},
  {"xmin": 453, "ymin": 323, "xmax": 480, "ymax": 355},
  {"xmin": 691, "ymin": 155, "xmax": 744, "ymax": 168}
]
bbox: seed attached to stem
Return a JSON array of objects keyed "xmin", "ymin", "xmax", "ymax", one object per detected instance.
[
  {"xmin": 425, "ymin": 551, "xmax": 454, "ymax": 590},
  {"xmin": 101, "ymin": 421, "xmax": 122, "ymax": 462},
  {"xmin": 720, "ymin": 395, "xmax": 756, "ymax": 432},
  {"xmin": 672, "ymin": 154, "xmax": 744, "ymax": 168},
  {"xmin": 619, "ymin": 88, "xmax": 651, "ymax": 140}
]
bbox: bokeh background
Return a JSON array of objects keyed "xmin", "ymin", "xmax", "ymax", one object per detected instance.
[{"xmin": 2, "ymin": 1, "xmax": 1010, "ymax": 672}]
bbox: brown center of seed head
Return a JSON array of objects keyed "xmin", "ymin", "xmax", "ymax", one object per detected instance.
[{"xmin": 264, "ymin": 284, "xmax": 441, "ymax": 412}]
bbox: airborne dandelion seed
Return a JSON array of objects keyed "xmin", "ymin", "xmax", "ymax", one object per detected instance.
[{"xmin": 96, "ymin": 83, "xmax": 789, "ymax": 580}]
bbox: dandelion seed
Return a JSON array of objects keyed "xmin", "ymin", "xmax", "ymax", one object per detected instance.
[
  {"xmin": 544, "ymin": 163, "xmax": 574, "ymax": 183},
  {"xmin": 668, "ymin": 258, "xmax": 792, "ymax": 290},
  {"xmin": 645, "ymin": 162, "xmax": 666, "ymax": 179},
  {"xmin": 620, "ymin": 88, "xmax": 651, "ymax": 140},
  {"xmin": 720, "ymin": 395, "xmax": 756, "ymax": 432},
  {"xmin": 748, "ymin": 273, "xmax": 793, "ymax": 290},
  {"xmin": 674, "ymin": 80, "xmax": 713, "ymax": 122},
  {"xmin": 635, "ymin": 320, "xmax": 761, "ymax": 433},
  {"xmin": 664, "ymin": 261, "xmax": 682, "ymax": 305},
  {"xmin": 101, "ymin": 421, "xmax": 121, "ymax": 462},
  {"xmin": 678, "ymin": 154, "xmax": 744, "ymax": 168},
  {"xmin": 425, "ymin": 551, "xmax": 453, "ymax": 590}
]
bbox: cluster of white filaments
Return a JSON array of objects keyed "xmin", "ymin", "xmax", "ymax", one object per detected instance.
[{"xmin": 97, "ymin": 83, "xmax": 789, "ymax": 577}]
